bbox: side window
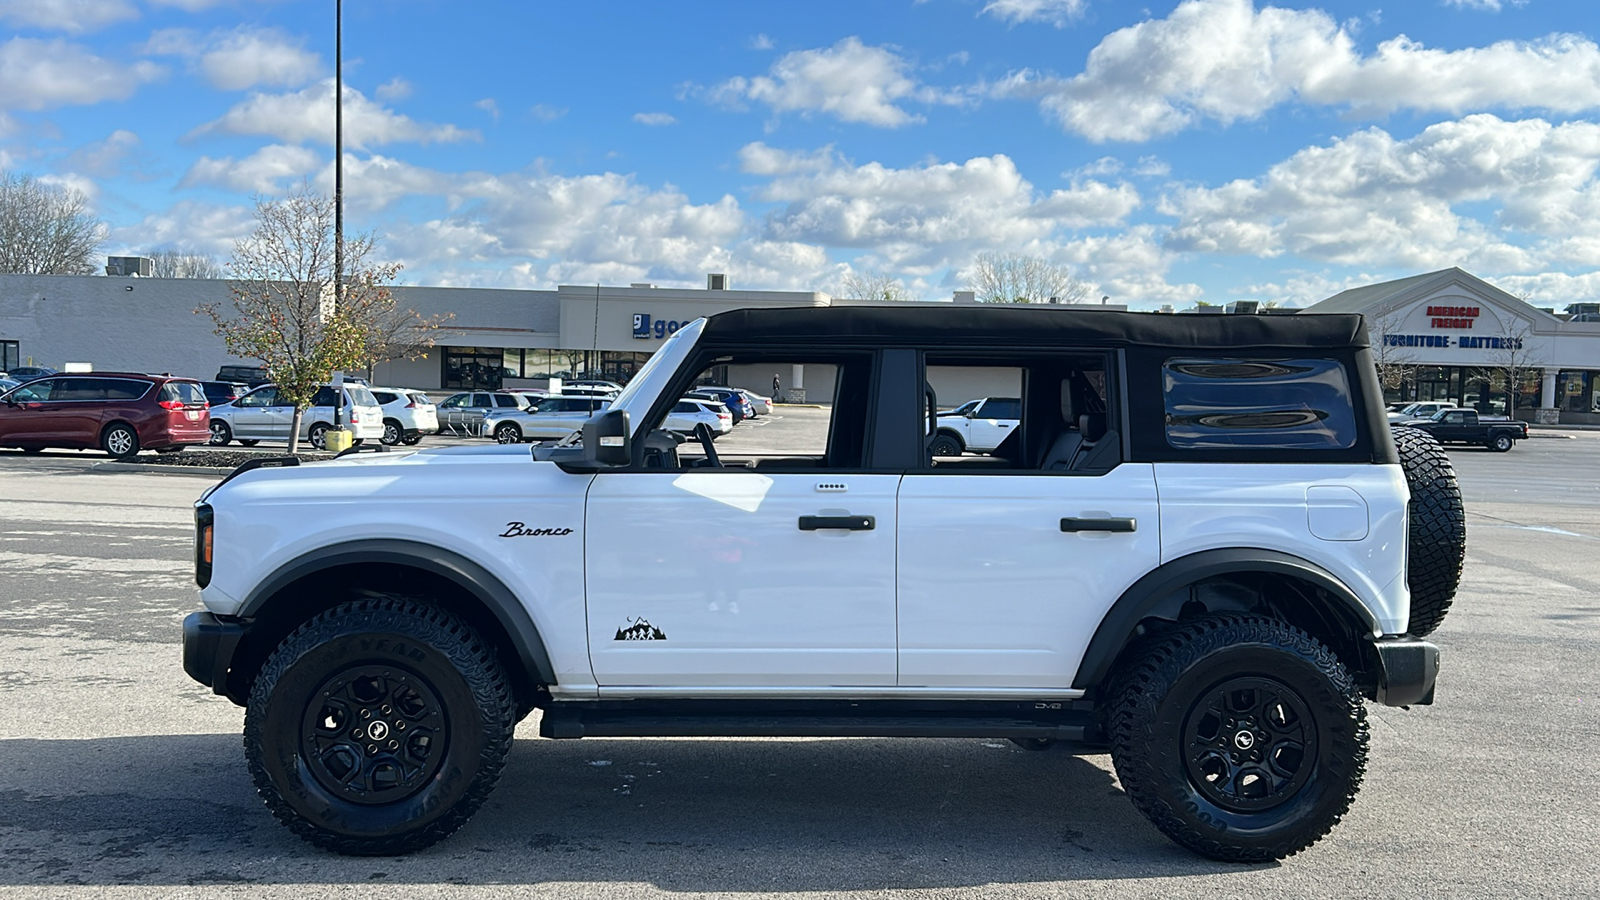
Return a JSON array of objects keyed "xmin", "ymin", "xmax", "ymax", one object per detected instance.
[
  {"xmin": 372, "ymin": 391, "xmax": 397, "ymax": 405},
  {"xmin": 648, "ymin": 357, "xmax": 862, "ymax": 471},
  {"xmin": 13, "ymin": 378, "xmax": 59, "ymax": 402},
  {"xmin": 310, "ymin": 387, "xmax": 338, "ymax": 407},
  {"xmin": 1443, "ymin": 412, "xmax": 1465, "ymax": 424},
  {"xmin": 471, "ymin": 393, "xmax": 492, "ymax": 408},
  {"xmin": 494, "ymin": 395, "xmax": 519, "ymax": 408},
  {"xmin": 923, "ymin": 355, "xmax": 1113, "ymax": 472},
  {"xmin": 1163, "ymin": 358, "xmax": 1356, "ymax": 450},
  {"xmin": 438, "ymin": 394, "xmax": 465, "ymax": 409},
  {"xmin": 104, "ymin": 379, "xmax": 150, "ymax": 401}
]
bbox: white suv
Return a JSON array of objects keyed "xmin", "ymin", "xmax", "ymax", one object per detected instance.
[
  {"xmin": 183, "ymin": 306, "xmax": 1462, "ymax": 863},
  {"xmin": 369, "ymin": 388, "xmax": 439, "ymax": 446}
]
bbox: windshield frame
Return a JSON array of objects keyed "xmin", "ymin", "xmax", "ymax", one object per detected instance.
[{"xmin": 610, "ymin": 318, "xmax": 706, "ymax": 438}]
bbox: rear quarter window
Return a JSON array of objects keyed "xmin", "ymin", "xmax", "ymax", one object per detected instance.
[
  {"xmin": 348, "ymin": 387, "xmax": 379, "ymax": 407},
  {"xmin": 1163, "ymin": 358, "xmax": 1357, "ymax": 450}
]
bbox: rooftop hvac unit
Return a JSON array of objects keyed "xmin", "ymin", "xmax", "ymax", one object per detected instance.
[
  {"xmin": 707, "ymin": 273, "xmax": 728, "ymax": 291},
  {"xmin": 1225, "ymin": 300, "xmax": 1261, "ymax": 314},
  {"xmin": 105, "ymin": 256, "xmax": 153, "ymax": 277}
]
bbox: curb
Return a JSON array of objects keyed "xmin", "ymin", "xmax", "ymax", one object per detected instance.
[{"xmin": 92, "ymin": 462, "xmax": 231, "ymax": 477}]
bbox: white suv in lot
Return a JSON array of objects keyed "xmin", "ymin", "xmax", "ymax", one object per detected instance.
[
  {"xmin": 208, "ymin": 383, "xmax": 384, "ymax": 449},
  {"xmin": 183, "ymin": 306, "xmax": 1462, "ymax": 863},
  {"xmin": 369, "ymin": 388, "xmax": 438, "ymax": 446}
]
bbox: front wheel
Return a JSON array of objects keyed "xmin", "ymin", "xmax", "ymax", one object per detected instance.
[
  {"xmin": 1107, "ymin": 615, "xmax": 1368, "ymax": 862},
  {"xmin": 245, "ymin": 598, "xmax": 515, "ymax": 855},
  {"xmin": 209, "ymin": 421, "xmax": 232, "ymax": 447},
  {"xmin": 1490, "ymin": 434, "xmax": 1513, "ymax": 452},
  {"xmin": 401, "ymin": 434, "xmax": 423, "ymax": 446},
  {"xmin": 493, "ymin": 423, "xmax": 523, "ymax": 444},
  {"xmin": 239, "ymin": 439, "xmax": 260, "ymax": 447}
]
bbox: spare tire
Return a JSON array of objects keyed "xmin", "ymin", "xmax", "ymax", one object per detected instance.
[{"xmin": 1392, "ymin": 426, "xmax": 1466, "ymax": 636}]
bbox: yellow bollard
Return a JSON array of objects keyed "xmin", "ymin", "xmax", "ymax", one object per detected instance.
[{"xmin": 323, "ymin": 428, "xmax": 354, "ymax": 453}]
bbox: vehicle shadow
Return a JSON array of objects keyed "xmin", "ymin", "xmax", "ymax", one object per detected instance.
[{"xmin": 0, "ymin": 733, "xmax": 1250, "ymax": 888}]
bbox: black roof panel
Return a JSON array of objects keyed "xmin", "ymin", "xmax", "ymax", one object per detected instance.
[{"xmin": 699, "ymin": 305, "xmax": 1367, "ymax": 350}]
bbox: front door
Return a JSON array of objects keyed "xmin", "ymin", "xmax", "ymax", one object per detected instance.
[{"xmin": 585, "ymin": 471, "xmax": 900, "ymax": 688}]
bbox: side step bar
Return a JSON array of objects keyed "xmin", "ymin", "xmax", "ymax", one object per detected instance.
[{"xmin": 537, "ymin": 701, "xmax": 1105, "ymax": 745}]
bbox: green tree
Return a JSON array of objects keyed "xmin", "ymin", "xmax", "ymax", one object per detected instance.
[{"xmin": 200, "ymin": 184, "xmax": 398, "ymax": 453}]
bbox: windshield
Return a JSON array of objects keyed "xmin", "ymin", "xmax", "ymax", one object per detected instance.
[{"xmin": 610, "ymin": 318, "xmax": 706, "ymax": 436}]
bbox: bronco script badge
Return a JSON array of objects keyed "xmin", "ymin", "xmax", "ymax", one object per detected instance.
[{"xmin": 499, "ymin": 522, "xmax": 574, "ymax": 537}]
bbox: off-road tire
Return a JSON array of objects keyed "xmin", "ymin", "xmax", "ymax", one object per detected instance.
[
  {"xmin": 244, "ymin": 597, "xmax": 515, "ymax": 856},
  {"xmin": 101, "ymin": 422, "xmax": 139, "ymax": 459},
  {"xmin": 1392, "ymin": 426, "xmax": 1466, "ymax": 636},
  {"xmin": 1107, "ymin": 614, "xmax": 1368, "ymax": 863},
  {"xmin": 209, "ymin": 421, "xmax": 232, "ymax": 447},
  {"xmin": 494, "ymin": 423, "xmax": 522, "ymax": 445},
  {"xmin": 930, "ymin": 432, "xmax": 964, "ymax": 457},
  {"xmin": 381, "ymin": 420, "xmax": 403, "ymax": 446}
]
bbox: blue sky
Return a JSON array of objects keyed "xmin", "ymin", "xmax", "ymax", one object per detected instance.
[{"xmin": 3, "ymin": 0, "xmax": 1598, "ymax": 308}]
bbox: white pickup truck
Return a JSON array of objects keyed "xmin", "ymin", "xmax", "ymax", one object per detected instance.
[{"xmin": 929, "ymin": 396, "xmax": 1020, "ymax": 456}]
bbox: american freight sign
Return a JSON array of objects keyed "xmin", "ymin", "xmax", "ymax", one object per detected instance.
[{"xmin": 1428, "ymin": 306, "xmax": 1480, "ymax": 329}]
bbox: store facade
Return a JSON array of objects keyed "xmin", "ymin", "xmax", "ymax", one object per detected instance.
[{"xmin": 1304, "ymin": 268, "xmax": 1600, "ymax": 425}]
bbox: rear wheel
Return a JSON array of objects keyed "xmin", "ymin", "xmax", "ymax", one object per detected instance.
[
  {"xmin": 239, "ymin": 439, "xmax": 260, "ymax": 447},
  {"xmin": 930, "ymin": 432, "xmax": 964, "ymax": 457},
  {"xmin": 101, "ymin": 423, "xmax": 140, "ymax": 459},
  {"xmin": 1107, "ymin": 615, "xmax": 1368, "ymax": 862},
  {"xmin": 382, "ymin": 420, "xmax": 403, "ymax": 446},
  {"xmin": 155, "ymin": 445, "xmax": 187, "ymax": 454},
  {"xmin": 209, "ymin": 421, "xmax": 232, "ymax": 447},
  {"xmin": 1490, "ymin": 433, "xmax": 1513, "ymax": 452},
  {"xmin": 244, "ymin": 597, "xmax": 515, "ymax": 855},
  {"xmin": 308, "ymin": 423, "xmax": 330, "ymax": 451},
  {"xmin": 401, "ymin": 434, "xmax": 422, "ymax": 446}
]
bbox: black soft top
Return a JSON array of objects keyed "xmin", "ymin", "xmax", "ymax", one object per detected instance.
[{"xmin": 700, "ymin": 305, "xmax": 1367, "ymax": 350}]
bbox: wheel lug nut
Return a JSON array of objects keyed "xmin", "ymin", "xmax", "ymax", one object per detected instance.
[
  {"xmin": 389, "ymin": 740, "xmax": 398, "ymax": 749},
  {"xmin": 360, "ymin": 709, "xmax": 371, "ymax": 719},
  {"xmin": 368, "ymin": 744, "xmax": 378, "ymax": 754}
]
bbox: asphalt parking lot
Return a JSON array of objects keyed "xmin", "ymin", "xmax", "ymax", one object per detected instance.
[{"xmin": 0, "ymin": 420, "xmax": 1596, "ymax": 898}]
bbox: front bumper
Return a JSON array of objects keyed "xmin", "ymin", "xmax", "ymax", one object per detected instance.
[
  {"xmin": 1371, "ymin": 636, "xmax": 1440, "ymax": 706},
  {"xmin": 182, "ymin": 611, "xmax": 248, "ymax": 700}
]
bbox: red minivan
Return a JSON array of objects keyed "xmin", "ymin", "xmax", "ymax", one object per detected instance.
[{"xmin": 0, "ymin": 373, "xmax": 211, "ymax": 458}]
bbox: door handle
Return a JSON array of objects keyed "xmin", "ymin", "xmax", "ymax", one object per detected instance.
[
  {"xmin": 799, "ymin": 515, "xmax": 875, "ymax": 531},
  {"xmin": 1060, "ymin": 517, "xmax": 1136, "ymax": 533}
]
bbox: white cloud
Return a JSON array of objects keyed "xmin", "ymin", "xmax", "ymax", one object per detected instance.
[
  {"xmin": 64, "ymin": 129, "xmax": 142, "ymax": 177},
  {"xmin": 199, "ymin": 27, "xmax": 320, "ymax": 91},
  {"xmin": 1161, "ymin": 115, "xmax": 1600, "ymax": 272},
  {"xmin": 148, "ymin": 0, "xmax": 234, "ymax": 10},
  {"xmin": 111, "ymin": 200, "xmax": 256, "ymax": 259},
  {"xmin": 709, "ymin": 37, "xmax": 957, "ymax": 127},
  {"xmin": 192, "ymin": 79, "xmax": 478, "ymax": 147},
  {"xmin": 981, "ymin": 0, "xmax": 1088, "ymax": 27},
  {"xmin": 375, "ymin": 77, "xmax": 412, "ymax": 101},
  {"xmin": 0, "ymin": 0, "xmax": 136, "ymax": 34},
  {"xmin": 475, "ymin": 98, "xmax": 500, "ymax": 121},
  {"xmin": 1442, "ymin": 0, "xmax": 1524, "ymax": 10},
  {"xmin": 749, "ymin": 147, "xmax": 1139, "ymax": 268},
  {"xmin": 180, "ymin": 144, "xmax": 322, "ymax": 193},
  {"xmin": 0, "ymin": 38, "xmax": 161, "ymax": 110},
  {"xmin": 529, "ymin": 103, "xmax": 566, "ymax": 122},
  {"xmin": 750, "ymin": 33, "xmax": 774, "ymax": 50},
  {"xmin": 1025, "ymin": 0, "xmax": 1600, "ymax": 142},
  {"xmin": 632, "ymin": 112, "xmax": 677, "ymax": 126}
]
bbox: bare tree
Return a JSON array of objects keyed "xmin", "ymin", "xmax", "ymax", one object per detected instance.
[
  {"xmin": 199, "ymin": 184, "xmax": 398, "ymax": 453},
  {"xmin": 148, "ymin": 249, "xmax": 223, "ymax": 279},
  {"xmin": 968, "ymin": 252, "xmax": 1090, "ymax": 304},
  {"xmin": 1488, "ymin": 318, "xmax": 1538, "ymax": 421},
  {"xmin": 1366, "ymin": 303, "xmax": 1417, "ymax": 396},
  {"xmin": 838, "ymin": 268, "xmax": 910, "ymax": 302},
  {"xmin": 351, "ymin": 293, "xmax": 452, "ymax": 380},
  {"xmin": 0, "ymin": 171, "xmax": 105, "ymax": 274}
]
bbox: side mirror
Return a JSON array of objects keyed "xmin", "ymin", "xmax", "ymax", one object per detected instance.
[
  {"xmin": 582, "ymin": 408, "xmax": 631, "ymax": 467},
  {"xmin": 965, "ymin": 410, "xmax": 977, "ymax": 418}
]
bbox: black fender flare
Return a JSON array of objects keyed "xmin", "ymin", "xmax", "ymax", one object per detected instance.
[
  {"xmin": 1072, "ymin": 548, "xmax": 1380, "ymax": 691},
  {"xmin": 240, "ymin": 539, "xmax": 556, "ymax": 686}
]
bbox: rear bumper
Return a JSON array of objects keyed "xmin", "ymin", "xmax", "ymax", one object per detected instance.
[
  {"xmin": 182, "ymin": 611, "xmax": 247, "ymax": 701},
  {"xmin": 1371, "ymin": 636, "xmax": 1440, "ymax": 706}
]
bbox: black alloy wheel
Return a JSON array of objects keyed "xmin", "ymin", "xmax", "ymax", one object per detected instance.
[
  {"xmin": 209, "ymin": 421, "xmax": 232, "ymax": 446},
  {"xmin": 1107, "ymin": 614, "xmax": 1368, "ymax": 862},
  {"xmin": 245, "ymin": 597, "xmax": 515, "ymax": 855},
  {"xmin": 382, "ymin": 420, "xmax": 403, "ymax": 446},
  {"xmin": 930, "ymin": 433, "xmax": 963, "ymax": 458}
]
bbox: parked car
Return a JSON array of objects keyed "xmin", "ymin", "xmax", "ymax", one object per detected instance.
[
  {"xmin": 201, "ymin": 381, "xmax": 250, "ymax": 408},
  {"xmin": 1398, "ymin": 407, "xmax": 1528, "ymax": 451},
  {"xmin": 436, "ymin": 391, "xmax": 536, "ymax": 435},
  {"xmin": 1386, "ymin": 401, "xmax": 1458, "ymax": 423},
  {"xmin": 370, "ymin": 387, "xmax": 439, "ymax": 446},
  {"xmin": 215, "ymin": 365, "xmax": 270, "ymax": 386},
  {"xmin": 667, "ymin": 398, "xmax": 733, "ymax": 436},
  {"xmin": 686, "ymin": 387, "xmax": 750, "ymax": 423},
  {"xmin": 0, "ymin": 377, "xmax": 18, "ymax": 394},
  {"xmin": 208, "ymin": 383, "xmax": 384, "ymax": 449},
  {"xmin": 560, "ymin": 383, "xmax": 621, "ymax": 399},
  {"xmin": 482, "ymin": 395, "xmax": 611, "ymax": 444},
  {"xmin": 7, "ymin": 365, "xmax": 58, "ymax": 382},
  {"xmin": 930, "ymin": 396, "xmax": 1021, "ymax": 457},
  {"xmin": 735, "ymin": 389, "xmax": 771, "ymax": 416},
  {"xmin": 0, "ymin": 372, "xmax": 209, "ymax": 457},
  {"xmin": 564, "ymin": 379, "xmax": 623, "ymax": 393}
]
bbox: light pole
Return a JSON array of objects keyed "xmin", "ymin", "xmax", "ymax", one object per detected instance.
[{"xmin": 328, "ymin": 0, "xmax": 351, "ymax": 449}]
